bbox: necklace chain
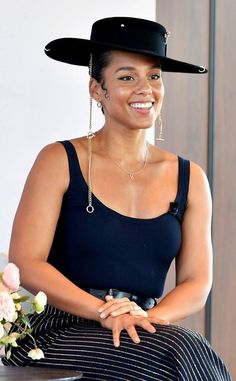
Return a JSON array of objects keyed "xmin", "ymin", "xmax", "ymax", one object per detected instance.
[
  {"xmin": 108, "ymin": 143, "xmax": 149, "ymax": 180},
  {"xmin": 86, "ymin": 136, "xmax": 149, "ymax": 213}
]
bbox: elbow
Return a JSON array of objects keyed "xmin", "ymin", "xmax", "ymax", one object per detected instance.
[{"xmin": 195, "ymin": 279, "xmax": 212, "ymax": 310}]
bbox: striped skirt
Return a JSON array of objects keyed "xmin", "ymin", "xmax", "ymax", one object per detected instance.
[{"xmin": 2, "ymin": 305, "xmax": 231, "ymax": 381}]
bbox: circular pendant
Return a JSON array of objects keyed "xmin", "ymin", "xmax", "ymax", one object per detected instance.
[{"xmin": 86, "ymin": 205, "xmax": 94, "ymax": 213}]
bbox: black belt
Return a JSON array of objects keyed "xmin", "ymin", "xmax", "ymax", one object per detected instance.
[{"xmin": 84, "ymin": 288, "xmax": 156, "ymax": 311}]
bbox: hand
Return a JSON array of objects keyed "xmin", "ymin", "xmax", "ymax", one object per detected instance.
[
  {"xmin": 99, "ymin": 313, "xmax": 156, "ymax": 347},
  {"xmin": 98, "ymin": 295, "xmax": 148, "ymax": 319}
]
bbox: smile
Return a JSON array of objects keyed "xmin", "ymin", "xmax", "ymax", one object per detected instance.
[{"xmin": 129, "ymin": 101, "xmax": 154, "ymax": 109}]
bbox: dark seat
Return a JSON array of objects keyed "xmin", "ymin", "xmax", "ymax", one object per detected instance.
[{"xmin": 0, "ymin": 367, "xmax": 82, "ymax": 380}]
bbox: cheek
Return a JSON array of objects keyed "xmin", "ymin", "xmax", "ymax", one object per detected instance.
[{"xmin": 110, "ymin": 86, "xmax": 129, "ymax": 100}]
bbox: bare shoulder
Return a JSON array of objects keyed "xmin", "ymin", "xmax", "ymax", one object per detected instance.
[
  {"xmin": 35, "ymin": 141, "xmax": 68, "ymax": 165},
  {"xmin": 188, "ymin": 161, "xmax": 212, "ymax": 211},
  {"xmin": 27, "ymin": 142, "xmax": 70, "ymax": 193},
  {"xmin": 189, "ymin": 161, "xmax": 211, "ymax": 195}
]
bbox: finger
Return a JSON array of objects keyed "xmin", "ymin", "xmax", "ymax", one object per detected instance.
[
  {"xmin": 105, "ymin": 295, "xmax": 113, "ymax": 301},
  {"xmin": 126, "ymin": 324, "xmax": 140, "ymax": 344},
  {"xmin": 134, "ymin": 318, "xmax": 156, "ymax": 333},
  {"xmin": 98, "ymin": 297, "xmax": 130, "ymax": 313},
  {"xmin": 130, "ymin": 308, "xmax": 148, "ymax": 317},
  {"xmin": 112, "ymin": 325, "xmax": 121, "ymax": 348},
  {"xmin": 110, "ymin": 303, "xmax": 140, "ymax": 317},
  {"xmin": 99, "ymin": 301, "xmax": 138, "ymax": 318},
  {"xmin": 147, "ymin": 316, "xmax": 170, "ymax": 325}
]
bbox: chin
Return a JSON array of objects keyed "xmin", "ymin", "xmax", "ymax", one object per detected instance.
[{"xmin": 130, "ymin": 121, "xmax": 154, "ymax": 130}]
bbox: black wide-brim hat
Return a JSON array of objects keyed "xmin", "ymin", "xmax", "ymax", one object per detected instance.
[{"xmin": 45, "ymin": 17, "xmax": 207, "ymax": 74}]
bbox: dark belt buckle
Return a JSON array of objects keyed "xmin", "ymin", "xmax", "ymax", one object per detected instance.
[
  {"xmin": 108, "ymin": 289, "xmax": 131, "ymax": 299},
  {"xmin": 136, "ymin": 296, "xmax": 156, "ymax": 311}
]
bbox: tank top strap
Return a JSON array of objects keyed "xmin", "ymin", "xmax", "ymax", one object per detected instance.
[
  {"xmin": 169, "ymin": 156, "xmax": 190, "ymax": 223},
  {"xmin": 58, "ymin": 140, "xmax": 85, "ymax": 193}
]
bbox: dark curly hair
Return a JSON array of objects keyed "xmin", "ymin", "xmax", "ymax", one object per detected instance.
[
  {"xmin": 91, "ymin": 50, "xmax": 112, "ymax": 86},
  {"xmin": 91, "ymin": 51, "xmax": 112, "ymax": 113}
]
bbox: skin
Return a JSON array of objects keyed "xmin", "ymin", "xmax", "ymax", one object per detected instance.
[{"xmin": 8, "ymin": 51, "xmax": 213, "ymax": 348}]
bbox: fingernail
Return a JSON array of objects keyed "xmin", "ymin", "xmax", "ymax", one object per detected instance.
[
  {"xmin": 114, "ymin": 341, "xmax": 119, "ymax": 347},
  {"xmin": 111, "ymin": 311, "xmax": 117, "ymax": 316},
  {"xmin": 100, "ymin": 312, "xmax": 106, "ymax": 318}
]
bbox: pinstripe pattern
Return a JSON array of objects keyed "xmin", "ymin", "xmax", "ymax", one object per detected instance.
[{"xmin": 2, "ymin": 305, "xmax": 231, "ymax": 380}]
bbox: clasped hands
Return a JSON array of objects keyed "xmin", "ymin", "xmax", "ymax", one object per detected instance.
[{"xmin": 97, "ymin": 295, "xmax": 169, "ymax": 347}]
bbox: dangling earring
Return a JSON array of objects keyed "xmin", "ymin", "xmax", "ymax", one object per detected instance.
[
  {"xmin": 86, "ymin": 53, "xmax": 95, "ymax": 214},
  {"xmin": 97, "ymin": 101, "xmax": 102, "ymax": 108},
  {"xmin": 88, "ymin": 53, "xmax": 95, "ymax": 139},
  {"xmin": 156, "ymin": 113, "xmax": 165, "ymax": 141}
]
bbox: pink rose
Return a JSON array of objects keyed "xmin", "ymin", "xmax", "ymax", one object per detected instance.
[
  {"xmin": 2, "ymin": 263, "xmax": 20, "ymax": 292},
  {"xmin": 0, "ymin": 291, "xmax": 16, "ymax": 322}
]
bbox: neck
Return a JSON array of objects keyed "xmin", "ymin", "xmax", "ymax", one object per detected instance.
[{"xmin": 95, "ymin": 125, "xmax": 148, "ymax": 164}]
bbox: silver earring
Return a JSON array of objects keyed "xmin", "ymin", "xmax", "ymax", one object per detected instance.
[
  {"xmin": 87, "ymin": 54, "xmax": 94, "ymax": 139},
  {"xmin": 97, "ymin": 101, "xmax": 102, "ymax": 108},
  {"xmin": 156, "ymin": 114, "xmax": 165, "ymax": 141}
]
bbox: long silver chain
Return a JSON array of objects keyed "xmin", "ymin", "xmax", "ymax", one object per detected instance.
[
  {"xmin": 86, "ymin": 134, "xmax": 95, "ymax": 213},
  {"xmin": 86, "ymin": 53, "xmax": 95, "ymax": 213}
]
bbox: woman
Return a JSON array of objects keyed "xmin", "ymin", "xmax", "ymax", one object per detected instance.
[{"xmin": 3, "ymin": 17, "xmax": 231, "ymax": 380}]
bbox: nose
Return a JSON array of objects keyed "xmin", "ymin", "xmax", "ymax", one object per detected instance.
[{"xmin": 134, "ymin": 78, "xmax": 152, "ymax": 96}]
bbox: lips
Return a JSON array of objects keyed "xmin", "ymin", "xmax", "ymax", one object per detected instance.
[{"xmin": 129, "ymin": 101, "xmax": 154, "ymax": 109}]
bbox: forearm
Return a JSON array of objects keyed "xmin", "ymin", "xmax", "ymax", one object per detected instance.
[
  {"xmin": 148, "ymin": 280, "xmax": 211, "ymax": 323},
  {"xmin": 18, "ymin": 259, "xmax": 103, "ymax": 321}
]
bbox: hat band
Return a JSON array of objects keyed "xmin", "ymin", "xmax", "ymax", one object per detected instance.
[{"xmin": 90, "ymin": 28, "xmax": 166, "ymax": 57}]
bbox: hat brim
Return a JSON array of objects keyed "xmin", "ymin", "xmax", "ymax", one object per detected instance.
[{"xmin": 44, "ymin": 38, "xmax": 207, "ymax": 74}]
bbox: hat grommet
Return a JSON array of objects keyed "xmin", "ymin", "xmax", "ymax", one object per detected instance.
[
  {"xmin": 164, "ymin": 31, "xmax": 171, "ymax": 45},
  {"xmin": 199, "ymin": 66, "xmax": 206, "ymax": 73}
]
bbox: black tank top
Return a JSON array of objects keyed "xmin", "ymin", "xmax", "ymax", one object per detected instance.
[{"xmin": 48, "ymin": 140, "xmax": 190, "ymax": 298}]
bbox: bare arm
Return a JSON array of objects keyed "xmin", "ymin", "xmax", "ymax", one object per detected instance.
[
  {"xmin": 148, "ymin": 162, "xmax": 213, "ymax": 323},
  {"xmin": 9, "ymin": 143, "xmax": 104, "ymax": 321}
]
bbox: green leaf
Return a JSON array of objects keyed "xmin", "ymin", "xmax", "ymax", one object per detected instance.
[
  {"xmin": 20, "ymin": 315, "xmax": 31, "ymax": 328},
  {"xmin": 13, "ymin": 296, "xmax": 30, "ymax": 303}
]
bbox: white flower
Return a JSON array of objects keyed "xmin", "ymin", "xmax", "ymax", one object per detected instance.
[
  {"xmin": 0, "ymin": 264, "xmax": 47, "ymax": 361},
  {"xmin": 0, "ymin": 291, "xmax": 16, "ymax": 322},
  {"xmin": 33, "ymin": 291, "xmax": 47, "ymax": 314},
  {"xmin": 0, "ymin": 323, "xmax": 5, "ymax": 339},
  {"xmin": 3, "ymin": 322, "xmax": 11, "ymax": 334},
  {"xmin": 2, "ymin": 263, "xmax": 20, "ymax": 292},
  {"xmin": 11, "ymin": 292, "xmax": 21, "ymax": 300},
  {"xmin": 1, "ymin": 332, "xmax": 19, "ymax": 347},
  {"xmin": 28, "ymin": 348, "xmax": 45, "ymax": 360}
]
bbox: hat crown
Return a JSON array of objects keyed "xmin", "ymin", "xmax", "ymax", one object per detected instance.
[
  {"xmin": 44, "ymin": 16, "xmax": 207, "ymax": 74},
  {"xmin": 90, "ymin": 17, "xmax": 168, "ymax": 57}
]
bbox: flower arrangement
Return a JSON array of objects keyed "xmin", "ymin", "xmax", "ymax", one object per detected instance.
[{"xmin": 0, "ymin": 263, "xmax": 47, "ymax": 360}]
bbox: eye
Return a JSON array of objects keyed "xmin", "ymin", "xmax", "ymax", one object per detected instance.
[
  {"xmin": 118, "ymin": 75, "xmax": 134, "ymax": 81},
  {"xmin": 150, "ymin": 73, "xmax": 161, "ymax": 80}
]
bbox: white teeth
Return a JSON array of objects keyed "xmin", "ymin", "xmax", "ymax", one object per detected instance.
[{"xmin": 130, "ymin": 102, "xmax": 153, "ymax": 109}]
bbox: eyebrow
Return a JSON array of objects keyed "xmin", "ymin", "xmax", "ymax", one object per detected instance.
[{"xmin": 113, "ymin": 64, "xmax": 161, "ymax": 74}]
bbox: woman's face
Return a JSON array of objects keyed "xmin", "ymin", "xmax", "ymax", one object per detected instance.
[{"xmin": 91, "ymin": 50, "xmax": 164, "ymax": 131}]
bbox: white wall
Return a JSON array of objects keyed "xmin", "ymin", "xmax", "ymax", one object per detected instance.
[{"xmin": 0, "ymin": 0, "xmax": 156, "ymax": 252}]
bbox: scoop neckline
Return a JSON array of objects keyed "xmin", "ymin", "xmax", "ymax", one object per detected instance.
[{"xmin": 67, "ymin": 140, "xmax": 181, "ymax": 223}]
